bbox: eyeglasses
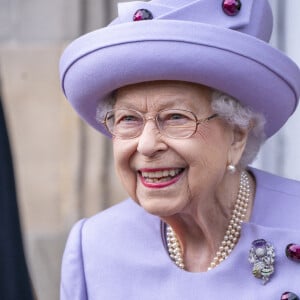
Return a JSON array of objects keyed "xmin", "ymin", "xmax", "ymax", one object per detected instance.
[{"xmin": 101, "ymin": 108, "xmax": 218, "ymax": 139}]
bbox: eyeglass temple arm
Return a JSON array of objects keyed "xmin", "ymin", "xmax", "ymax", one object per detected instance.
[
  {"xmin": 196, "ymin": 113, "xmax": 218, "ymax": 125},
  {"xmin": 207, "ymin": 113, "xmax": 218, "ymax": 121}
]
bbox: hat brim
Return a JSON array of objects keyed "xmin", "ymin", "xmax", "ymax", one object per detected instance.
[{"xmin": 60, "ymin": 20, "xmax": 300, "ymax": 138}]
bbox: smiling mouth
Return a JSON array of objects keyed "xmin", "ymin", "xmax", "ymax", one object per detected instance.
[{"xmin": 139, "ymin": 168, "xmax": 184, "ymax": 184}]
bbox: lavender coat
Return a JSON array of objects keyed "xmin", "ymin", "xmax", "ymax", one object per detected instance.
[{"xmin": 61, "ymin": 168, "xmax": 300, "ymax": 299}]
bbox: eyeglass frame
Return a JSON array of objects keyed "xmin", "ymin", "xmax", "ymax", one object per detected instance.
[{"xmin": 100, "ymin": 108, "xmax": 218, "ymax": 139}]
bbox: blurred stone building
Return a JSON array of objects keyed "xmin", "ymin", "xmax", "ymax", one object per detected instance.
[{"xmin": 0, "ymin": 1, "xmax": 299, "ymax": 299}]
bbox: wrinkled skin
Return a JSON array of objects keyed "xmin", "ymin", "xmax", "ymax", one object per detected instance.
[{"xmin": 112, "ymin": 81, "xmax": 253, "ymax": 272}]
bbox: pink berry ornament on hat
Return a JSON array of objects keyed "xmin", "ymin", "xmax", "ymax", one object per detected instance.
[
  {"xmin": 222, "ymin": 0, "xmax": 242, "ymax": 16},
  {"xmin": 133, "ymin": 9, "xmax": 153, "ymax": 21}
]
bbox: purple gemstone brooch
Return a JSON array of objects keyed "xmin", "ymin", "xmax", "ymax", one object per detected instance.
[{"xmin": 248, "ymin": 239, "xmax": 275, "ymax": 284}]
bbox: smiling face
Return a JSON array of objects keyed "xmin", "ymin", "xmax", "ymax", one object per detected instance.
[{"xmin": 112, "ymin": 81, "xmax": 246, "ymax": 217}]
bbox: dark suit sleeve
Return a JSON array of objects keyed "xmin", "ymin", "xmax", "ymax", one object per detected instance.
[{"xmin": 0, "ymin": 94, "xmax": 34, "ymax": 299}]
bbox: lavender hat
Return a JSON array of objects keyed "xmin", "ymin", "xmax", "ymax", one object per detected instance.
[{"xmin": 60, "ymin": 0, "xmax": 300, "ymax": 138}]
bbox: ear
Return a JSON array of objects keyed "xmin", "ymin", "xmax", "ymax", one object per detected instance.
[{"xmin": 227, "ymin": 125, "xmax": 249, "ymax": 167}]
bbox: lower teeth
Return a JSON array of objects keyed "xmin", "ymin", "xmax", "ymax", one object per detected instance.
[{"xmin": 145, "ymin": 176, "xmax": 173, "ymax": 183}]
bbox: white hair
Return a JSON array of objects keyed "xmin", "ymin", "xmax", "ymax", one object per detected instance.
[
  {"xmin": 96, "ymin": 94, "xmax": 116, "ymax": 125},
  {"xmin": 211, "ymin": 91, "xmax": 266, "ymax": 168},
  {"xmin": 96, "ymin": 88, "xmax": 266, "ymax": 167}
]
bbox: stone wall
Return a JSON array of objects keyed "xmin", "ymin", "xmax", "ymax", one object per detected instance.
[
  {"xmin": 0, "ymin": 1, "xmax": 299, "ymax": 299},
  {"xmin": 0, "ymin": 1, "xmax": 127, "ymax": 299},
  {"xmin": 252, "ymin": 0, "xmax": 300, "ymax": 180}
]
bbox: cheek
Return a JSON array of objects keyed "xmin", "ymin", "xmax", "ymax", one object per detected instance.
[
  {"xmin": 113, "ymin": 139, "xmax": 137, "ymax": 199},
  {"xmin": 194, "ymin": 125, "xmax": 232, "ymax": 165},
  {"xmin": 179, "ymin": 134, "xmax": 231, "ymax": 193},
  {"xmin": 184, "ymin": 139, "xmax": 229, "ymax": 171}
]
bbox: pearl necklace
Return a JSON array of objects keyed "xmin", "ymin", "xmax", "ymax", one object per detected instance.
[{"xmin": 166, "ymin": 171, "xmax": 251, "ymax": 271}]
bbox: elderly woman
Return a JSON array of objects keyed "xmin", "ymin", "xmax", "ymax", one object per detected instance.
[{"xmin": 59, "ymin": 0, "xmax": 300, "ymax": 299}]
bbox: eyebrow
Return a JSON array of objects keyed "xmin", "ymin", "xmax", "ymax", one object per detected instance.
[{"xmin": 115, "ymin": 96, "xmax": 198, "ymax": 109}]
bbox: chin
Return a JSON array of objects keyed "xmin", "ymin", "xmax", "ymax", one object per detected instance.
[{"xmin": 137, "ymin": 197, "xmax": 184, "ymax": 217}]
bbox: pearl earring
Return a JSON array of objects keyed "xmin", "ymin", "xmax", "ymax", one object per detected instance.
[{"xmin": 227, "ymin": 164, "xmax": 236, "ymax": 174}]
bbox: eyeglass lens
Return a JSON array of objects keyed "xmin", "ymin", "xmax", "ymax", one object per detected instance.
[{"xmin": 105, "ymin": 108, "xmax": 200, "ymax": 138}]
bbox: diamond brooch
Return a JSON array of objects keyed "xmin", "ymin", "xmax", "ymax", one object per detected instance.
[{"xmin": 248, "ymin": 239, "xmax": 275, "ymax": 284}]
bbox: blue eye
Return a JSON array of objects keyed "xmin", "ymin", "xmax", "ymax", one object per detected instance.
[
  {"xmin": 121, "ymin": 115, "xmax": 138, "ymax": 122},
  {"xmin": 169, "ymin": 113, "xmax": 186, "ymax": 120},
  {"xmin": 161, "ymin": 112, "xmax": 191, "ymax": 126},
  {"xmin": 113, "ymin": 110, "xmax": 143, "ymax": 127},
  {"xmin": 117, "ymin": 115, "xmax": 140, "ymax": 125}
]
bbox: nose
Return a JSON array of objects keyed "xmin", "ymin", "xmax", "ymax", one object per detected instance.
[{"xmin": 137, "ymin": 119, "xmax": 168, "ymax": 157}]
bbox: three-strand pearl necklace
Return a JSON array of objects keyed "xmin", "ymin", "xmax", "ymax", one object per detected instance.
[{"xmin": 166, "ymin": 171, "xmax": 251, "ymax": 271}]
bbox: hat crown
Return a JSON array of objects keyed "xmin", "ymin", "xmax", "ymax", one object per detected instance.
[{"xmin": 116, "ymin": 0, "xmax": 273, "ymax": 42}]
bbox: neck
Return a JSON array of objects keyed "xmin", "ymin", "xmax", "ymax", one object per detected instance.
[{"xmin": 162, "ymin": 170, "xmax": 254, "ymax": 272}]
